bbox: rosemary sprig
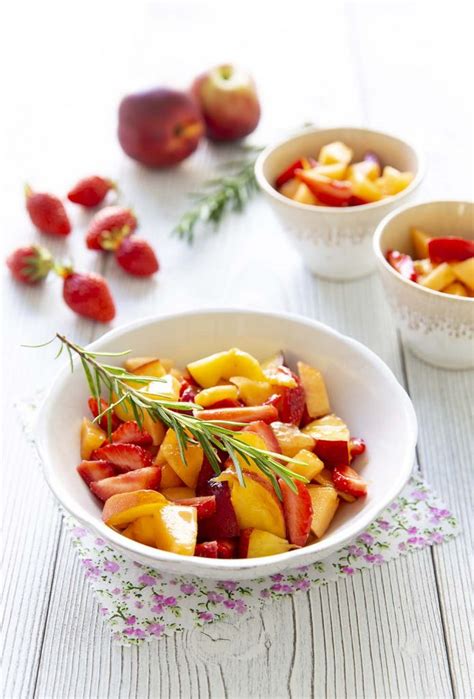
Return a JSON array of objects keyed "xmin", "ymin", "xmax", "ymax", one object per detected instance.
[
  {"xmin": 172, "ymin": 146, "xmax": 263, "ymax": 244},
  {"xmin": 39, "ymin": 334, "xmax": 307, "ymax": 494}
]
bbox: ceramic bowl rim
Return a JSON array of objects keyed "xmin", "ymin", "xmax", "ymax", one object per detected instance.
[{"xmin": 35, "ymin": 308, "xmax": 418, "ymax": 573}]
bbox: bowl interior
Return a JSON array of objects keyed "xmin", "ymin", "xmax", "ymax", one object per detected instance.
[
  {"xmin": 259, "ymin": 127, "xmax": 420, "ymax": 192},
  {"xmin": 37, "ymin": 310, "xmax": 416, "ymax": 567},
  {"xmin": 375, "ymin": 200, "xmax": 474, "ymax": 258}
]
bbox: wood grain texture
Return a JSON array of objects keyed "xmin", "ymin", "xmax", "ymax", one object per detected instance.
[{"xmin": 2, "ymin": 0, "xmax": 472, "ymax": 698}]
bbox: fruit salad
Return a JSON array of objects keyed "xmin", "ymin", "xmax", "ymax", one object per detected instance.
[
  {"xmin": 386, "ymin": 228, "xmax": 474, "ymax": 297},
  {"xmin": 76, "ymin": 348, "xmax": 368, "ymax": 559},
  {"xmin": 275, "ymin": 141, "xmax": 414, "ymax": 207}
]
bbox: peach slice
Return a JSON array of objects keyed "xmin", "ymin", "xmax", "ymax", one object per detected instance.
[
  {"xmin": 80, "ymin": 417, "xmax": 107, "ymax": 459},
  {"xmin": 411, "ymin": 228, "xmax": 431, "ymax": 259},
  {"xmin": 132, "ymin": 359, "xmax": 166, "ymax": 379},
  {"xmin": 194, "ymin": 384, "xmax": 239, "ymax": 407},
  {"xmin": 419, "ymin": 263, "xmax": 456, "ymax": 292},
  {"xmin": 229, "ymin": 376, "xmax": 273, "ymax": 406},
  {"xmin": 444, "ymin": 281, "xmax": 468, "ymax": 297},
  {"xmin": 288, "ymin": 449, "xmax": 324, "ymax": 481},
  {"xmin": 141, "ymin": 412, "xmax": 166, "ymax": 446},
  {"xmin": 297, "ymin": 361, "xmax": 331, "ymax": 418},
  {"xmin": 230, "ymin": 431, "xmax": 271, "ymax": 480},
  {"xmin": 349, "ymin": 171, "xmax": 382, "ymax": 203},
  {"xmin": 260, "ymin": 351, "xmax": 284, "ymax": 371},
  {"xmin": 187, "ymin": 348, "xmax": 266, "ymax": 388},
  {"xmin": 140, "ymin": 375, "xmax": 180, "ymax": 401},
  {"xmin": 302, "ymin": 414, "xmax": 350, "ymax": 467},
  {"xmin": 315, "ymin": 162, "xmax": 348, "ymax": 180},
  {"xmin": 159, "ymin": 461, "xmax": 184, "ymax": 488},
  {"xmin": 153, "ymin": 503, "xmax": 197, "ymax": 556},
  {"xmin": 103, "ymin": 489, "xmax": 167, "ymax": 527},
  {"xmin": 218, "ymin": 471, "xmax": 286, "ymax": 538},
  {"xmin": 377, "ymin": 166, "xmax": 413, "ymax": 195},
  {"xmin": 159, "ymin": 428, "xmax": 203, "ymax": 488},
  {"xmin": 318, "ymin": 141, "xmax": 353, "ymax": 166},
  {"xmin": 239, "ymin": 528, "xmax": 291, "ymax": 558},
  {"xmin": 292, "ymin": 182, "xmax": 318, "ymax": 205},
  {"xmin": 271, "ymin": 421, "xmax": 315, "ymax": 457},
  {"xmin": 124, "ymin": 356, "xmax": 158, "ymax": 371},
  {"xmin": 123, "ymin": 515, "xmax": 156, "ymax": 547},
  {"xmin": 347, "ymin": 160, "xmax": 380, "ymax": 181},
  {"xmin": 451, "ymin": 258, "xmax": 474, "ymax": 291},
  {"xmin": 279, "ymin": 178, "xmax": 300, "ymax": 199},
  {"xmin": 160, "ymin": 486, "xmax": 196, "ymax": 500},
  {"xmin": 307, "ymin": 486, "xmax": 339, "ymax": 539}
]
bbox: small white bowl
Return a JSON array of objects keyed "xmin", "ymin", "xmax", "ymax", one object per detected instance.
[
  {"xmin": 36, "ymin": 309, "xmax": 417, "ymax": 580},
  {"xmin": 255, "ymin": 127, "xmax": 424, "ymax": 280},
  {"xmin": 374, "ymin": 201, "xmax": 474, "ymax": 369}
]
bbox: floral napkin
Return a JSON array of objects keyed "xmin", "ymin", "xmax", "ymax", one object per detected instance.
[{"xmin": 19, "ymin": 399, "xmax": 459, "ymax": 646}]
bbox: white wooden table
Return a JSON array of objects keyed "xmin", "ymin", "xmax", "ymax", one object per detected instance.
[{"xmin": 2, "ymin": 1, "xmax": 473, "ymax": 697}]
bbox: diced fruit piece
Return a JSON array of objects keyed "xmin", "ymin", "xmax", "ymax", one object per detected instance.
[
  {"xmin": 239, "ymin": 528, "xmax": 291, "ymax": 558},
  {"xmin": 289, "ymin": 449, "xmax": 324, "ymax": 480},
  {"xmin": 315, "ymin": 162, "xmax": 347, "ymax": 180},
  {"xmin": 102, "ymin": 489, "xmax": 166, "ymax": 525},
  {"xmin": 229, "ymin": 376, "xmax": 273, "ymax": 406},
  {"xmin": 443, "ymin": 281, "xmax": 468, "ymax": 297},
  {"xmin": 413, "ymin": 258, "xmax": 433, "ymax": 276},
  {"xmin": 124, "ymin": 356, "xmax": 158, "ymax": 371},
  {"xmin": 263, "ymin": 365, "xmax": 297, "ymax": 388},
  {"xmin": 349, "ymin": 438, "xmax": 366, "ymax": 460},
  {"xmin": 307, "ymin": 486, "xmax": 339, "ymax": 538},
  {"xmin": 348, "ymin": 170, "xmax": 382, "ymax": 203},
  {"xmin": 77, "ymin": 460, "xmax": 116, "ymax": 485},
  {"xmin": 80, "ymin": 418, "xmax": 107, "ymax": 459},
  {"xmin": 153, "ymin": 503, "xmax": 197, "ymax": 556},
  {"xmin": 187, "ymin": 348, "xmax": 266, "ymax": 388},
  {"xmin": 131, "ymin": 359, "xmax": 166, "ymax": 378},
  {"xmin": 386, "ymin": 250, "xmax": 418, "ymax": 282},
  {"xmin": 275, "ymin": 159, "xmax": 307, "ymax": 188},
  {"xmin": 141, "ymin": 412, "xmax": 166, "ymax": 446},
  {"xmin": 313, "ymin": 467, "xmax": 355, "ymax": 502},
  {"xmin": 179, "ymin": 378, "xmax": 200, "ymax": 402},
  {"xmin": 274, "ymin": 371, "xmax": 306, "ymax": 425},
  {"xmin": 271, "ymin": 421, "xmax": 315, "ymax": 457},
  {"xmin": 428, "ymin": 237, "xmax": 474, "ymax": 263},
  {"xmin": 451, "ymin": 258, "xmax": 474, "ymax": 291},
  {"xmin": 140, "ymin": 375, "xmax": 180, "ymax": 401},
  {"xmin": 411, "ymin": 228, "xmax": 431, "ymax": 259},
  {"xmin": 159, "ymin": 462, "xmax": 184, "ymax": 488},
  {"xmin": 419, "ymin": 262, "xmax": 456, "ymax": 291},
  {"xmin": 242, "ymin": 421, "xmax": 281, "ymax": 454},
  {"xmin": 278, "ymin": 479, "xmax": 313, "ymax": 546},
  {"xmin": 194, "ymin": 384, "xmax": 239, "ymax": 407},
  {"xmin": 91, "ymin": 466, "xmax": 161, "ymax": 502},
  {"xmin": 347, "ymin": 159, "xmax": 380, "ymax": 181},
  {"xmin": 171, "ymin": 495, "xmax": 216, "ymax": 520},
  {"xmin": 111, "ymin": 421, "xmax": 153, "ymax": 446},
  {"xmin": 376, "ymin": 166, "xmax": 413, "ymax": 195},
  {"xmin": 159, "ymin": 428, "xmax": 203, "ymax": 488},
  {"xmin": 332, "ymin": 464, "xmax": 368, "ymax": 497},
  {"xmin": 318, "ymin": 141, "xmax": 353, "ymax": 166},
  {"xmin": 94, "ymin": 443, "xmax": 153, "ymax": 471},
  {"xmin": 161, "ymin": 486, "xmax": 196, "ymax": 500},
  {"xmin": 217, "ymin": 539, "xmax": 237, "ymax": 558},
  {"xmin": 228, "ymin": 430, "xmax": 272, "ymax": 481},
  {"xmin": 297, "ymin": 361, "xmax": 330, "ymax": 418},
  {"xmin": 279, "ymin": 177, "xmax": 300, "ymax": 199},
  {"xmin": 260, "ymin": 351, "xmax": 284, "ymax": 371},
  {"xmin": 194, "ymin": 541, "xmax": 218, "ymax": 558},
  {"xmin": 302, "ymin": 414, "xmax": 350, "ymax": 467},
  {"xmin": 195, "ymin": 404, "xmax": 278, "ymax": 425},
  {"xmin": 292, "ymin": 182, "xmax": 318, "ymax": 205},
  {"xmin": 123, "ymin": 515, "xmax": 156, "ymax": 547},
  {"xmin": 295, "ymin": 169, "xmax": 352, "ymax": 207},
  {"xmin": 88, "ymin": 397, "xmax": 121, "ymax": 432},
  {"xmin": 218, "ymin": 471, "xmax": 286, "ymax": 538},
  {"xmin": 197, "ymin": 481, "xmax": 240, "ymax": 540}
]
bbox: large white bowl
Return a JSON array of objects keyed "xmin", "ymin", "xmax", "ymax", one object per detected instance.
[
  {"xmin": 36, "ymin": 309, "xmax": 417, "ymax": 580},
  {"xmin": 255, "ymin": 127, "xmax": 424, "ymax": 280},
  {"xmin": 374, "ymin": 201, "xmax": 474, "ymax": 369}
]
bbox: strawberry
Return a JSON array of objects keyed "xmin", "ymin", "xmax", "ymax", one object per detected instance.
[
  {"xmin": 6, "ymin": 245, "xmax": 53, "ymax": 284},
  {"xmin": 111, "ymin": 420, "xmax": 153, "ymax": 446},
  {"xmin": 85, "ymin": 206, "xmax": 137, "ymax": 250},
  {"xmin": 25, "ymin": 185, "xmax": 71, "ymax": 236},
  {"xmin": 115, "ymin": 237, "xmax": 159, "ymax": 277},
  {"xmin": 278, "ymin": 478, "xmax": 313, "ymax": 546},
  {"xmin": 217, "ymin": 538, "xmax": 237, "ymax": 558},
  {"xmin": 179, "ymin": 378, "xmax": 199, "ymax": 403},
  {"xmin": 332, "ymin": 464, "xmax": 368, "ymax": 497},
  {"xmin": 76, "ymin": 460, "xmax": 117, "ymax": 485},
  {"xmin": 90, "ymin": 466, "xmax": 161, "ymax": 501},
  {"xmin": 172, "ymin": 495, "xmax": 216, "ymax": 520},
  {"xmin": 349, "ymin": 438, "xmax": 366, "ymax": 460},
  {"xmin": 194, "ymin": 541, "xmax": 218, "ymax": 558},
  {"xmin": 62, "ymin": 271, "xmax": 116, "ymax": 323},
  {"xmin": 93, "ymin": 443, "xmax": 153, "ymax": 471},
  {"xmin": 88, "ymin": 397, "xmax": 121, "ymax": 431},
  {"xmin": 67, "ymin": 176, "xmax": 115, "ymax": 208}
]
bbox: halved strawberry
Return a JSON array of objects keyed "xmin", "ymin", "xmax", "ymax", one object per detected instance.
[
  {"xmin": 349, "ymin": 438, "xmax": 366, "ymax": 460},
  {"xmin": 332, "ymin": 464, "xmax": 367, "ymax": 497},
  {"xmin": 217, "ymin": 538, "xmax": 237, "ymax": 559},
  {"xmin": 77, "ymin": 460, "xmax": 117, "ymax": 485},
  {"xmin": 172, "ymin": 495, "xmax": 216, "ymax": 520},
  {"xmin": 243, "ymin": 421, "xmax": 281, "ymax": 453},
  {"xmin": 111, "ymin": 421, "xmax": 153, "ymax": 447},
  {"xmin": 194, "ymin": 541, "xmax": 218, "ymax": 558},
  {"xmin": 278, "ymin": 479, "xmax": 313, "ymax": 546},
  {"xmin": 90, "ymin": 466, "xmax": 161, "ymax": 501},
  {"xmin": 93, "ymin": 443, "xmax": 153, "ymax": 471},
  {"xmin": 88, "ymin": 397, "xmax": 120, "ymax": 431}
]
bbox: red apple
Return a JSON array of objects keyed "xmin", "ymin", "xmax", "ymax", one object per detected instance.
[
  {"xmin": 118, "ymin": 88, "xmax": 204, "ymax": 167},
  {"xmin": 191, "ymin": 64, "xmax": 261, "ymax": 141}
]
